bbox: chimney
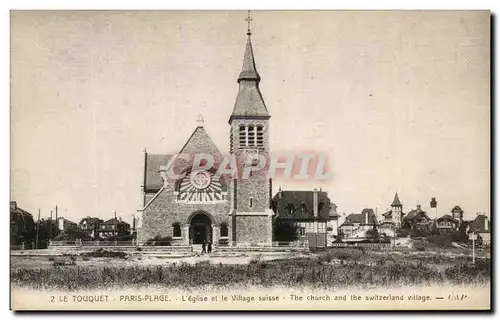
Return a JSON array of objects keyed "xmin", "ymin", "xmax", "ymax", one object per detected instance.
[
  {"xmin": 278, "ymin": 186, "xmax": 282, "ymax": 199},
  {"xmin": 430, "ymin": 198, "xmax": 437, "ymax": 219},
  {"xmin": 484, "ymin": 216, "xmax": 488, "ymax": 231},
  {"xmin": 365, "ymin": 210, "xmax": 369, "ymax": 224},
  {"xmin": 313, "ymin": 189, "xmax": 318, "ymax": 218},
  {"xmin": 417, "ymin": 204, "xmax": 421, "ymax": 211}
]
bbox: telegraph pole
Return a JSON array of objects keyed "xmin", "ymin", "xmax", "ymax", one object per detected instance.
[
  {"xmin": 49, "ymin": 210, "xmax": 53, "ymax": 240},
  {"xmin": 469, "ymin": 232, "xmax": 477, "ymax": 263},
  {"xmin": 35, "ymin": 209, "xmax": 40, "ymax": 249}
]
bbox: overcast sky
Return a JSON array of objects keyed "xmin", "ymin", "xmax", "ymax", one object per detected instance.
[{"xmin": 11, "ymin": 10, "xmax": 490, "ymax": 223}]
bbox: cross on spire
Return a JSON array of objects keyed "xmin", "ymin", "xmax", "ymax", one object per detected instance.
[
  {"xmin": 196, "ymin": 114, "xmax": 204, "ymax": 127},
  {"xmin": 245, "ymin": 10, "xmax": 252, "ymax": 36}
]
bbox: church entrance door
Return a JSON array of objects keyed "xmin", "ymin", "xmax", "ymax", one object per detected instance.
[{"xmin": 189, "ymin": 212, "xmax": 212, "ymax": 245}]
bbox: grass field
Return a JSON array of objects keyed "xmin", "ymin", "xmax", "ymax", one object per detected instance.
[{"xmin": 10, "ymin": 248, "xmax": 491, "ymax": 290}]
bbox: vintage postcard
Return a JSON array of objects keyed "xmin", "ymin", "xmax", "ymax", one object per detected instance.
[{"xmin": 10, "ymin": 10, "xmax": 491, "ymax": 311}]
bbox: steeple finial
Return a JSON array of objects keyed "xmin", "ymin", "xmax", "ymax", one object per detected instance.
[
  {"xmin": 245, "ymin": 10, "xmax": 252, "ymax": 36},
  {"xmin": 196, "ymin": 114, "xmax": 204, "ymax": 127}
]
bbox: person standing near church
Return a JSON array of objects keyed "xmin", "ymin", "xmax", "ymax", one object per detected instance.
[
  {"xmin": 202, "ymin": 240, "xmax": 206, "ymax": 254},
  {"xmin": 207, "ymin": 241, "xmax": 212, "ymax": 254}
]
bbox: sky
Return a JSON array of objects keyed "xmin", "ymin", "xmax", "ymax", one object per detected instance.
[{"xmin": 10, "ymin": 10, "xmax": 490, "ymax": 224}]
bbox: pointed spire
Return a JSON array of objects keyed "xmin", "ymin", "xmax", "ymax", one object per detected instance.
[
  {"xmin": 238, "ymin": 11, "xmax": 260, "ymax": 83},
  {"xmin": 229, "ymin": 11, "xmax": 270, "ymax": 124},
  {"xmin": 391, "ymin": 192, "xmax": 402, "ymax": 207}
]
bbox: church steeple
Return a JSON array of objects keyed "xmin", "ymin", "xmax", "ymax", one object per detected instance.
[
  {"xmin": 238, "ymin": 12, "xmax": 260, "ymax": 83},
  {"xmin": 229, "ymin": 11, "xmax": 270, "ymax": 124}
]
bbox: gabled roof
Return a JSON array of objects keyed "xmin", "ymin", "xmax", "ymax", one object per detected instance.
[
  {"xmin": 436, "ymin": 214, "xmax": 458, "ymax": 222},
  {"xmin": 103, "ymin": 218, "xmax": 130, "ymax": 226},
  {"xmin": 403, "ymin": 208, "xmax": 431, "ymax": 222},
  {"xmin": 144, "ymin": 126, "xmax": 223, "ymax": 193},
  {"xmin": 178, "ymin": 126, "xmax": 222, "ymax": 157},
  {"xmin": 382, "ymin": 210, "xmax": 392, "ymax": 218},
  {"xmin": 271, "ymin": 190, "xmax": 333, "ymax": 220},
  {"xmin": 451, "ymin": 205, "xmax": 464, "ymax": 213},
  {"xmin": 391, "ymin": 193, "xmax": 402, "ymax": 207},
  {"xmin": 79, "ymin": 217, "xmax": 103, "ymax": 225},
  {"xmin": 469, "ymin": 214, "xmax": 490, "ymax": 233},
  {"xmin": 345, "ymin": 209, "xmax": 378, "ymax": 225}
]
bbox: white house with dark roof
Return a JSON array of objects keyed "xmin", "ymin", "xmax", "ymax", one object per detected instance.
[
  {"xmin": 468, "ymin": 214, "xmax": 490, "ymax": 245},
  {"xmin": 271, "ymin": 189, "xmax": 338, "ymax": 245},
  {"xmin": 339, "ymin": 208, "xmax": 378, "ymax": 241}
]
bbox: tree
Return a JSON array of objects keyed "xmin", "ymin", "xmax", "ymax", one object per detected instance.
[
  {"xmin": 365, "ymin": 225, "xmax": 380, "ymax": 242},
  {"xmin": 53, "ymin": 225, "xmax": 91, "ymax": 241},
  {"xmin": 273, "ymin": 218, "xmax": 299, "ymax": 242}
]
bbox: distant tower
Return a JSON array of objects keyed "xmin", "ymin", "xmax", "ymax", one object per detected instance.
[
  {"xmin": 451, "ymin": 206, "xmax": 464, "ymax": 226},
  {"xmin": 430, "ymin": 197, "xmax": 437, "ymax": 219},
  {"xmin": 391, "ymin": 193, "xmax": 403, "ymax": 228}
]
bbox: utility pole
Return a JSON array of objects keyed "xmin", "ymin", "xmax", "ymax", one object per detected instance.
[
  {"xmin": 49, "ymin": 210, "xmax": 53, "ymax": 241},
  {"xmin": 114, "ymin": 209, "xmax": 117, "ymax": 238},
  {"xmin": 469, "ymin": 232, "xmax": 477, "ymax": 263},
  {"xmin": 35, "ymin": 209, "xmax": 40, "ymax": 249}
]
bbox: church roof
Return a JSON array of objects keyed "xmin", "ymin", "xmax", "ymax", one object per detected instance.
[
  {"xmin": 144, "ymin": 126, "xmax": 223, "ymax": 193},
  {"xmin": 144, "ymin": 154, "xmax": 171, "ymax": 193},
  {"xmin": 178, "ymin": 126, "xmax": 221, "ymax": 157},
  {"xmin": 229, "ymin": 35, "xmax": 270, "ymax": 123},
  {"xmin": 391, "ymin": 193, "xmax": 402, "ymax": 207}
]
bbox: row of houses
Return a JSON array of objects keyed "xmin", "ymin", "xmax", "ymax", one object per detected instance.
[
  {"xmin": 270, "ymin": 191, "xmax": 491, "ymax": 246},
  {"xmin": 338, "ymin": 194, "xmax": 491, "ymax": 245},
  {"xmin": 78, "ymin": 216, "xmax": 131, "ymax": 239},
  {"xmin": 10, "ymin": 201, "xmax": 133, "ymax": 243}
]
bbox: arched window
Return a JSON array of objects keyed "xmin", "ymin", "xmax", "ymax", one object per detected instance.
[
  {"xmin": 220, "ymin": 223, "xmax": 228, "ymax": 238},
  {"xmin": 239, "ymin": 125, "xmax": 246, "ymax": 146},
  {"xmin": 286, "ymin": 203, "xmax": 295, "ymax": 215},
  {"xmin": 248, "ymin": 125, "xmax": 255, "ymax": 146},
  {"xmin": 250, "ymin": 197, "xmax": 253, "ymax": 208},
  {"xmin": 172, "ymin": 222, "xmax": 181, "ymax": 238},
  {"xmin": 256, "ymin": 126, "xmax": 264, "ymax": 147}
]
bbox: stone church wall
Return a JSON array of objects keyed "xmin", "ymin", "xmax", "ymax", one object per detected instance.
[{"xmin": 139, "ymin": 182, "xmax": 232, "ymax": 245}]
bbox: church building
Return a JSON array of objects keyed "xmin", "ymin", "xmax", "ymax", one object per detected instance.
[{"xmin": 135, "ymin": 16, "xmax": 274, "ymax": 246}]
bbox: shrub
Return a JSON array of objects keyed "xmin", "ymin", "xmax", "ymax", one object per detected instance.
[
  {"xmin": 80, "ymin": 248, "xmax": 127, "ymax": 259},
  {"xmin": 426, "ymin": 235, "xmax": 454, "ymax": 248},
  {"xmin": 146, "ymin": 236, "xmax": 173, "ymax": 246}
]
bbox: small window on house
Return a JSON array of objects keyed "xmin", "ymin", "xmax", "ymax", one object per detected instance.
[
  {"xmin": 286, "ymin": 204, "xmax": 295, "ymax": 215},
  {"xmin": 299, "ymin": 227, "xmax": 306, "ymax": 237},
  {"xmin": 220, "ymin": 223, "xmax": 228, "ymax": 238},
  {"xmin": 172, "ymin": 223, "xmax": 181, "ymax": 238},
  {"xmin": 250, "ymin": 197, "xmax": 253, "ymax": 208}
]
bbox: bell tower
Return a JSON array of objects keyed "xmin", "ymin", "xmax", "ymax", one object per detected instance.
[{"xmin": 228, "ymin": 11, "xmax": 273, "ymax": 245}]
